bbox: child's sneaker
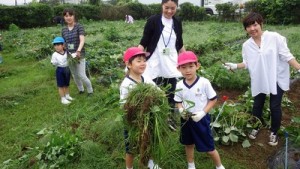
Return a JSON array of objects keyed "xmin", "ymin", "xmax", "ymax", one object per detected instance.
[
  {"xmin": 268, "ymin": 132, "xmax": 278, "ymax": 146},
  {"xmin": 61, "ymin": 98, "xmax": 71, "ymax": 105},
  {"xmin": 65, "ymin": 95, "xmax": 74, "ymax": 101},
  {"xmin": 149, "ymin": 164, "xmax": 161, "ymax": 169},
  {"xmin": 249, "ymin": 129, "xmax": 259, "ymax": 139}
]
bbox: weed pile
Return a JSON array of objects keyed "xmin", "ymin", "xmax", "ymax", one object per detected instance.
[{"xmin": 123, "ymin": 83, "xmax": 170, "ymax": 168}]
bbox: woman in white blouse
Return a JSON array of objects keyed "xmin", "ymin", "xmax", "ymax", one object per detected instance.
[{"xmin": 224, "ymin": 12, "xmax": 300, "ymax": 146}]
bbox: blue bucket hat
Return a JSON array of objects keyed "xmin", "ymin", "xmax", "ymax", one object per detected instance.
[{"xmin": 52, "ymin": 37, "xmax": 65, "ymax": 44}]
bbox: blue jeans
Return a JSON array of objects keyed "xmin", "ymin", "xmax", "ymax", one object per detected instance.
[{"xmin": 252, "ymin": 85, "xmax": 284, "ymax": 134}]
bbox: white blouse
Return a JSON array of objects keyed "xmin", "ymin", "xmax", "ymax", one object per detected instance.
[
  {"xmin": 143, "ymin": 15, "xmax": 182, "ymax": 79},
  {"xmin": 242, "ymin": 31, "xmax": 294, "ymax": 96}
]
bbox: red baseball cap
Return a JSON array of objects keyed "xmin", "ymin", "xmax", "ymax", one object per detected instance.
[
  {"xmin": 123, "ymin": 47, "xmax": 149, "ymax": 62},
  {"xmin": 177, "ymin": 51, "xmax": 198, "ymax": 67}
]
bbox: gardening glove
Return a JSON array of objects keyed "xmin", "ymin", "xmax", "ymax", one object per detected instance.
[
  {"xmin": 179, "ymin": 108, "xmax": 188, "ymax": 120},
  {"xmin": 191, "ymin": 111, "xmax": 206, "ymax": 122},
  {"xmin": 223, "ymin": 63, "xmax": 238, "ymax": 70},
  {"xmin": 71, "ymin": 53, "xmax": 77, "ymax": 58}
]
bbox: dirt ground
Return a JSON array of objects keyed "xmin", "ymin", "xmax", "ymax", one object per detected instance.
[{"xmin": 216, "ymin": 80, "xmax": 300, "ymax": 169}]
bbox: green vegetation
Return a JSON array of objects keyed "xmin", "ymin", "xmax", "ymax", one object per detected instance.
[{"xmin": 0, "ymin": 20, "xmax": 299, "ymax": 168}]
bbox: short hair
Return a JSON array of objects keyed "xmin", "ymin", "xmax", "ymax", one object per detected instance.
[
  {"xmin": 63, "ymin": 8, "xmax": 75, "ymax": 16},
  {"xmin": 161, "ymin": 0, "xmax": 178, "ymax": 6},
  {"xmin": 242, "ymin": 12, "xmax": 263, "ymax": 30}
]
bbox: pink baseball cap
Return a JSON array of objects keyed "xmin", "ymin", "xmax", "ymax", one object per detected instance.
[
  {"xmin": 123, "ymin": 47, "xmax": 149, "ymax": 62},
  {"xmin": 177, "ymin": 51, "xmax": 198, "ymax": 67}
]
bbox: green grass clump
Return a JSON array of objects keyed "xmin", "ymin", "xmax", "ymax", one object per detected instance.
[{"xmin": 124, "ymin": 83, "xmax": 170, "ymax": 168}]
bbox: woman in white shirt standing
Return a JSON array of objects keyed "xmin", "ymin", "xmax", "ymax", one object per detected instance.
[{"xmin": 224, "ymin": 12, "xmax": 300, "ymax": 146}]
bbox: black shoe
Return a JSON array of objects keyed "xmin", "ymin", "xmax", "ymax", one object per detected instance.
[
  {"xmin": 78, "ymin": 91, "xmax": 84, "ymax": 94},
  {"xmin": 87, "ymin": 93, "xmax": 93, "ymax": 97}
]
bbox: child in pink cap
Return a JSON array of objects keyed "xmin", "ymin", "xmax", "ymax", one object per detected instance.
[
  {"xmin": 174, "ymin": 51, "xmax": 225, "ymax": 169},
  {"xmin": 119, "ymin": 47, "xmax": 161, "ymax": 169}
]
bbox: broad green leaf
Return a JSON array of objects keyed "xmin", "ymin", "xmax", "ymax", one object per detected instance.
[
  {"xmin": 214, "ymin": 136, "xmax": 220, "ymax": 141},
  {"xmin": 224, "ymin": 127, "xmax": 231, "ymax": 134},
  {"xmin": 37, "ymin": 128, "xmax": 47, "ymax": 135},
  {"xmin": 229, "ymin": 133, "xmax": 238, "ymax": 142},
  {"xmin": 242, "ymin": 139, "xmax": 251, "ymax": 148},
  {"xmin": 222, "ymin": 135, "xmax": 229, "ymax": 143},
  {"xmin": 114, "ymin": 114, "xmax": 123, "ymax": 122},
  {"xmin": 36, "ymin": 153, "xmax": 42, "ymax": 160},
  {"xmin": 3, "ymin": 159, "xmax": 13, "ymax": 164},
  {"xmin": 211, "ymin": 122, "xmax": 221, "ymax": 128}
]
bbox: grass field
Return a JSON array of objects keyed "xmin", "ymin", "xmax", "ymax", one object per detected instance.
[{"xmin": 0, "ymin": 20, "xmax": 299, "ymax": 169}]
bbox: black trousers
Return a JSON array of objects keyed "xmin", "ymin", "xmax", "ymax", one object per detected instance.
[
  {"xmin": 252, "ymin": 85, "xmax": 284, "ymax": 134},
  {"xmin": 153, "ymin": 77, "xmax": 177, "ymax": 109}
]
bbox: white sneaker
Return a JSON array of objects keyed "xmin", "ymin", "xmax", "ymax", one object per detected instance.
[
  {"xmin": 151, "ymin": 164, "xmax": 161, "ymax": 169},
  {"xmin": 216, "ymin": 164, "xmax": 225, "ymax": 169},
  {"xmin": 65, "ymin": 95, "xmax": 74, "ymax": 101},
  {"xmin": 61, "ymin": 98, "xmax": 71, "ymax": 104},
  {"xmin": 249, "ymin": 129, "xmax": 259, "ymax": 140},
  {"xmin": 268, "ymin": 132, "xmax": 278, "ymax": 146}
]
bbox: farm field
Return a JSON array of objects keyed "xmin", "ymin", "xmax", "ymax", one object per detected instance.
[{"xmin": 0, "ymin": 20, "xmax": 299, "ymax": 169}]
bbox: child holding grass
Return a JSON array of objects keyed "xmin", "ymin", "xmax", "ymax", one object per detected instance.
[
  {"xmin": 51, "ymin": 36, "xmax": 74, "ymax": 105},
  {"xmin": 120, "ymin": 47, "xmax": 161, "ymax": 169},
  {"xmin": 174, "ymin": 51, "xmax": 225, "ymax": 169}
]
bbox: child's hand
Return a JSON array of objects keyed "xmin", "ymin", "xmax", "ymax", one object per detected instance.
[
  {"xmin": 179, "ymin": 108, "xmax": 188, "ymax": 120},
  {"xmin": 191, "ymin": 111, "xmax": 206, "ymax": 122}
]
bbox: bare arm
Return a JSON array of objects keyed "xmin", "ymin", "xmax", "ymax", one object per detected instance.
[
  {"xmin": 203, "ymin": 98, "xmax": 217, "ymax": 113},
  {"xmin": 288, "ymin": 58, "xmax": 300, "ymax": 71},
  {"xmin": 178, "ymin": 46, "xmax": 186, "ymax": 54},
  {"xmin": 137, "ymin": 44, "xmax": 144, "ymax": 51},
  {"xmin": 76, "ymin": 34, "xmax": 85, "ymax": 57}
]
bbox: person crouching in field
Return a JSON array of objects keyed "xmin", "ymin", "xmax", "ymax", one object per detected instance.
[
  {"xmin": 120, "ymin": 47, "xmax": 161, "ymax": 169},
  {"xmin": 51, "ymin": 37, "xmax": 74, "ymax": 105},
  {"xmin": 174, "ymin": 51, "xmax": 225, "ymax": 169}
]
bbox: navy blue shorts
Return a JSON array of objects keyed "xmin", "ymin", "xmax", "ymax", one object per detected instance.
[
  {"xmin": 180, "ymin": 114, "xmax": 215, "ymax": 152},
  {"xmin": 56, "ymin": 67, "xmax": 70, "ymax": 87},
  {"xmin": 124, "ymin": 129, "xmax": 131, "ymax": 153}
]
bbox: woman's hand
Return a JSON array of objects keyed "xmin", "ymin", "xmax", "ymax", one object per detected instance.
[{"xmin": 76, "ymin": 50, "xmax": 81, "ymax": 58}]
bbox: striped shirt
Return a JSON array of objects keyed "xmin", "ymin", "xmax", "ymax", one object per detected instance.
[{"xmin": 62, "ymin": 23, "xmax": 85, "ymax": 55}]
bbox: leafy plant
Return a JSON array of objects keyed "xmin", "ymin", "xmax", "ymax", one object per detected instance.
[
  {"xmin": 210, "ymin": 97, "xmax": 259, "ymax": 148},
  {"xmin": 123, "ymin": 83, "xmax": 170, "ymax": 168},
  {"xmin": 36, "ymin": 129, "xmax": 83, "ymax": 168}
]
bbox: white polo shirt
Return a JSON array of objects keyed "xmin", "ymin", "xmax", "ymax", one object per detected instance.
[
  {"xmin": 119, "ymin": 75, "xmax": 156, "ymax": 104},
  {"xmin": 242, "ymin": 31, "xmax": 294, "ymax": 96},
  {"xmin": 51, "ymin": 51, "xmax": 68, "ymax": 67},
  {"xmin": 174, "ymin": 76, "xmax": 217, "ymax": 113}
]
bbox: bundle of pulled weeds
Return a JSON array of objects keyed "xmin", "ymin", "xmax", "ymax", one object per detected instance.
[{"xmin": 123, "ymin": 83, "xmax": 170, "ymax": 167}]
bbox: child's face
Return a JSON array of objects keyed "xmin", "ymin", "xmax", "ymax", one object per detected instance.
[
  {"xmin": 64, "ymin": 12, "xmax": 75, "ymax": 24},
  {"xmin": 126, "ymin": 55, "xmax": 147, "ymax": 76},
  {"xmin": 54, "ymin": 43, "xmax": 64, "ymax": 53},
  {"xmin": 177, "ymin": 62, "xmax": 199, "ymax": 81}
]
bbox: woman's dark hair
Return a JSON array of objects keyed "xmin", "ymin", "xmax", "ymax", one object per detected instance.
[
  {"xmin": 63, "ymin": 8, "xmax": 75, "ymax": 16},
  {"xmin": 242, "ymin": 12, "xmax": 263, "ymax": 30},
  {"xmin": 161, "ymin": 0, "xmax": 178, "ymax": 6}
]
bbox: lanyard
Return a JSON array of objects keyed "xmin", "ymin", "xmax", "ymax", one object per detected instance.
[{"xmin": 160, "ymin": 21, "xmax": 173, "ymax": 48}]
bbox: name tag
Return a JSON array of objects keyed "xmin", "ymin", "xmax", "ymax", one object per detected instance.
[
  {"xmin": 162, "ymin": 48, "xmax": 170, "ymax": 55},
  {"xmin": 68, "ymin": 44, "xmax": 75, "ymax": 50}
]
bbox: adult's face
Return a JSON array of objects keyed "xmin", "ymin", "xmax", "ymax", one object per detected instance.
[
  {"xmin": 64, "ymin": 12, "xmax": 75, "ymax": 25},
  {"xmin": 162, "ymin": 0, "xmax": 177, "ymax": 19},
  {"xmin": 245, "ymin": 21, "xmax": 263, "ymax": 39}
]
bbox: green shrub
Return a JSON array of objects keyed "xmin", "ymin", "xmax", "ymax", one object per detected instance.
[
  {"xmin": 215, "ymin": 3, "xmax": 239, "ymax": 21},
  {"xmin": 179, "ymin": 2, "xmax": 207, "ymax": 21}
]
